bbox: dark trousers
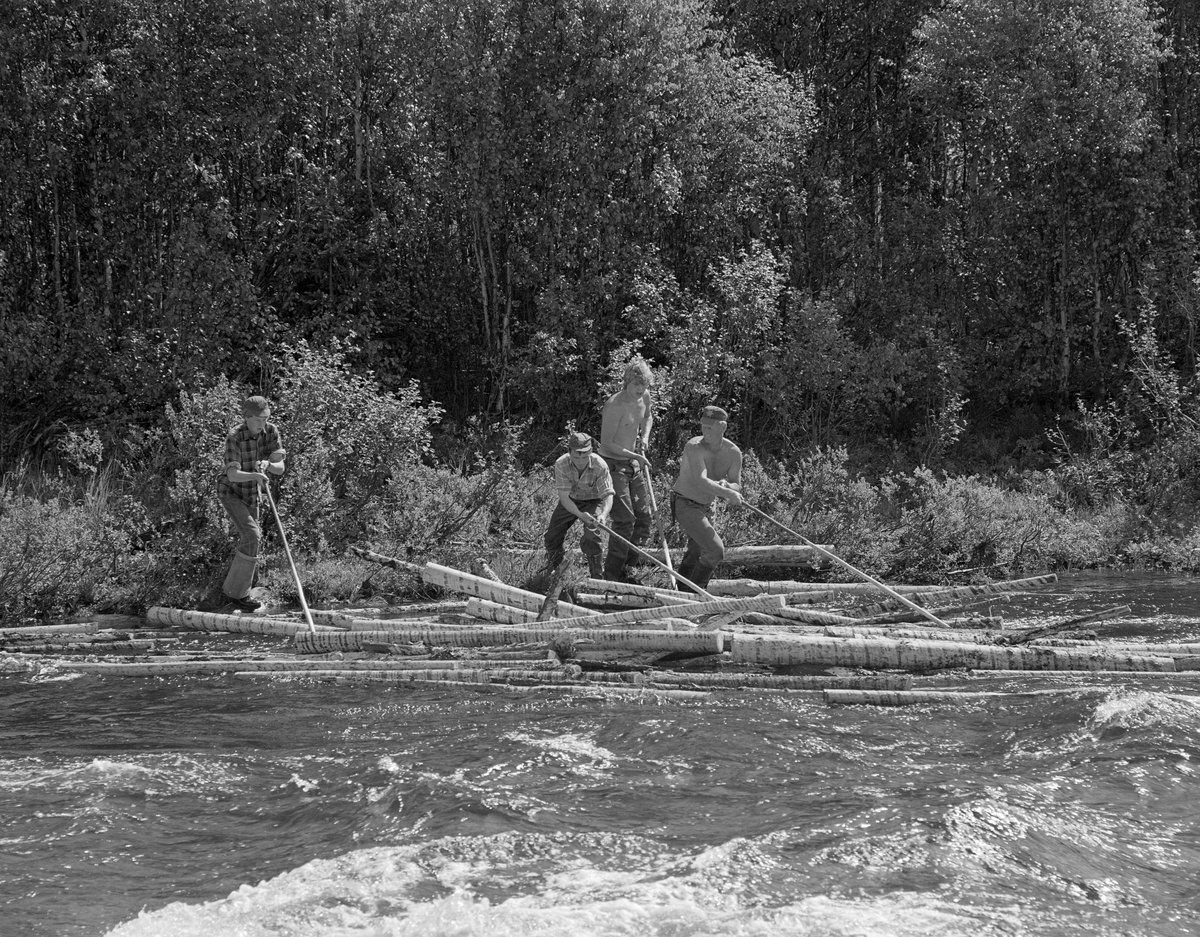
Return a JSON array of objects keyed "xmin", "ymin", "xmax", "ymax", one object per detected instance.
[
  {"xmin": 219, "ymin": 494, "xmax": 262, "ymax": 598},
  {"xmin": 543, "ymin": 498, "xmax": 605, "ymax": 568},
  {"xmin": 603, "ymin": 459, "xmax": 652, "ymax": 577},
  {"xmin": 672, "ymin": 492, "xmax": 723, "ymax": 588}
]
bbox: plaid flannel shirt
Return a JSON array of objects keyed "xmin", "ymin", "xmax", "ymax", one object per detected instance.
[
  {"xmin": 553, "ymin": 452, "xmax": 614, "ymax": 501},
  {"xmin": 216, "ymin": 422, "xmax": 283, "ymax": 505}
]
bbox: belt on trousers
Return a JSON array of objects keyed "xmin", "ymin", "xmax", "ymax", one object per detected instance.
[{"xmin": 671, "ymin": 491, "xmax": 712, "ymax": 522}]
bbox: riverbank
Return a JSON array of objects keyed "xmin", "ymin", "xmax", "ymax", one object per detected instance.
[{"xmin": 3, "ymin": 440, "xmax": 1198, "ymax": 627}]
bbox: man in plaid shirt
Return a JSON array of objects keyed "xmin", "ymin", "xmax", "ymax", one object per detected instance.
[
  {"xmin": 543, "ymin": 431, "xmax": 613, "ymax": 579},
  {"xmin": 216, "ymin": 395, "xmax": 286, "ymax": 611}
]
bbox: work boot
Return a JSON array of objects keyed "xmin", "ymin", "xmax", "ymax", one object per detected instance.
[
  {"xmin": 690, "ymin": 562, "xmax": 717, "ymax": 593},
  {"xmin": 586, "ymin": 553, "xmax": 604, "ymax": 579}
]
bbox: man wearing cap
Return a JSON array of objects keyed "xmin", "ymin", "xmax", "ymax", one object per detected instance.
[
  {"xmin": 670, "ymin": 405, "xmax": 743, "ymax": 592},
  {"xmin": 543, "ymin": 431, "xmax": 614, "ymax": 579},
  {"xmin": 216, "ymin": 395, "xmax": 286, "ymax": 611}
]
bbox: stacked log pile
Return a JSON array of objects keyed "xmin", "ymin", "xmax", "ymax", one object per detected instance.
[{"xmin": 4, "ymin": 552, "xmax": 1200, "ymax": 706}]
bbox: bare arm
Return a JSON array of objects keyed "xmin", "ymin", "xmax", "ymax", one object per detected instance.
[{"xmin": 638, "ymin": 391, "xmax": 654, "ymax": 451}]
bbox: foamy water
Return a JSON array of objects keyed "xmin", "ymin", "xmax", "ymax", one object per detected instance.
[{"xmin": 3, "ymin": 572, "xmax": 1200, "ymax": 937}]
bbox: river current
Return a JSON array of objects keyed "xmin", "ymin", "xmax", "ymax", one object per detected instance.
[{"xmin": 3, "ymin": 572, "xmax": 1200, "ymax": 936}]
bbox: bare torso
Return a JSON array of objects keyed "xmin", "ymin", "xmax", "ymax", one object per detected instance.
[{"xmin": 599, "ymin": 387, "xmax": 652, "ymax": 461}]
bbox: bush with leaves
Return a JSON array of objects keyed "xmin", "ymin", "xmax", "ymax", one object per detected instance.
[{"xmin": 0, "ymin": 469, "xmax": 145, "ymax": 620}]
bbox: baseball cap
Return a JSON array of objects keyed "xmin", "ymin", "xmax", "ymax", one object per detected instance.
[{"xmin": 567, "ymin": 431, "xmax": 593, "ymax": 452}]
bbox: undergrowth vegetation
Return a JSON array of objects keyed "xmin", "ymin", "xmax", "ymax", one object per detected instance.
[{"xmin": 4, "ymin": 338, "xmax": 1200, "ymax": 622}]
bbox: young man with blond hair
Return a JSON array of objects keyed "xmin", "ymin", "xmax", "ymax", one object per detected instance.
[
  {"xmin": 598, "ymin": 357, "xmax": 655, "ymax": 583},
  {"xmin": 670, "ymin": 404, "xmax": 743, "ymax": 592}
]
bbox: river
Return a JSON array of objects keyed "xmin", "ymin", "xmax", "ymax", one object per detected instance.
[{"xmin": 2, "ymin": 572, "xmax": 1199, "ymax": 936}]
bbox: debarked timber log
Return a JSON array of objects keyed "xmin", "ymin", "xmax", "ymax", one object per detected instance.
[
  {"xmin": 533, "ymin": 594, "xmax": 788, "ymax": 628},
  {"xmin": 822, "ymin": 688, "xmax": 1104, "ymax": 706},
  {"xmin": 146, "ymin": 607, "xmax": 344, "ymax": 636},
  {"xmin": 646, "ymin": 671, "xmax": 913, "ymax": 691},
  {"xmin": 293, "ymin": 626, "xmax": 724, "ymax": 654},
  {"xmin": 728, "ymin": 633, "xmax": 1175, "ymax": 672},
  {"xmin": 422, "ymin": 563, "xmax": 598, "ymax": 618},
  {"xmin": 56, "ymin": 658, "xmax": 567, "ymax": 676}
]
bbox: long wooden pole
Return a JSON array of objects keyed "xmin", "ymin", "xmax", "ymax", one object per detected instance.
[
  {"xmin": 742, "ymin": 502, "xmax": 950, "ymax": 629},
  {"xmin": 643, "ymin": 470, "xmax": 673, "ymax": 573},
  {"xmin": 594, "ymin": 520, "xmax": 714, "ymax": 599},
  {"xmin": 262, "ymin": 481, "xmax": 316, "ymax": 633}
]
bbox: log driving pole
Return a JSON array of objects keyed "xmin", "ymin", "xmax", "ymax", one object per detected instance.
[
  {"xmin": 742, "ymin": 502, "xmax": 950, "ymax": 629},
  {"xmin": 262, "ymin": 480, "xmax": 316, "ymax": 633},
  {"xmin": 643, "ymin": 469, "xmax": 673, "ymax": 574}
]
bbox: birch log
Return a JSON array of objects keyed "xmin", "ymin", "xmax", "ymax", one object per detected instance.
[
  {"xmin": 841, "ymin": 575, "xmax": 1060, "ymax": 618},
  {"xmin": 534, "ymin": 594, "xmax": 788, "ymax": 628},
  {"xmin": 422, "ymin": 563, "xmax": 598, "ymax": 618},
  {"xmin": 56, "ymin": 658, "xmax": 569, "ymax": 676},
  {"xmin": 647, "ymin": 672, "xmax": 913, "ymax": 690},
  {"xmin": 293, "ymin": 626, "xmax": 723, "ymax": 654},
  {"xmin": 0, "ymin": 623, "xmax": 100, "ymax": 637},
  {"xmin": 729, "ymin": 633, "xmax": 1175, "ymax": 672},
  {"xmin": 146, "ymin": 607, "xmax": 342, "ymax": 636}
]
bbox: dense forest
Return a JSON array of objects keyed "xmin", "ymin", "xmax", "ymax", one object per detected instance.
[
  {"xmin": 3, "ymin": 0, "xmax": 1197, "ymax": 462},
  {"xmin": 3, "ymin": 0, "xmax": 1200, "ymax": 617}
]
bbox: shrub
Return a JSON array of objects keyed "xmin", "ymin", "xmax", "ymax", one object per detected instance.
[{"xmin": 0, "ymin": 471, "xmax": 142, "ymax": 620}]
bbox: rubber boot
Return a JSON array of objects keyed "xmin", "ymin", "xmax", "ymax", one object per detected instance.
[
  {"xmin": 222, "ymin": 550, "xmax": 257, "ymax": 601},
  {"xmin": 586, "ymin": 553, "xmax": 604, "ymax": 579},
  {"xmin": 690, "ymin": 562, "xmax": 717, "ymax": 594},
  {"xmin": 675, "ymin": 558, "xmax": 697, "ymax": 586}
]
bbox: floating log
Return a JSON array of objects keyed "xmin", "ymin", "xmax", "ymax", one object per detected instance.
[
  {"xmin": 826, "ymin": 689, "xmax": 1003, "ymax": 706},
  {"xmin": 465, "ymin": 598, "xmax": 541, "ymax": 624},
  {"xmin": 580, "ymin": 577, "xmax": 697, "ymax": 600},
  {"xmin": 347, "ymin": 679, "xmax": 713, "ymax": 701},
  {"xmin": 821, "ymin": 626, "xmax": 998, "ymax": 643},
  {"xmin": 0, "ymin": 640, "xmax": 163, "ymax": 654},
  {"xmin": 293, "ymin": 626, "xmax": 723, "ymax": 654},
  {"xmin": 647, "ymin": 672, "xmax": 913, "ymax": 690},
  {"xmin": 728, "ymin": 633, "xmax": 1175, "ymax": 672},
  {"xmin": 422, "ymin": 562, "xmax": 598, "ymax": 618},
  {"xmin": 767, "ymin": 605, "xmax": 858, "ymax": 626},
  {"xmin": 0, "ymin": 622, "xmax": 101, "ymax": 637},
  {"xmin": 56, "ymin": 657, "xmax": 568, "ymax": 676},
  {"xmin": 841, "ymin": 575, "xmax": 1060, "ymax": 619},
  {"xmin": 1028, "ymin": 639, "xmax": 1200, "ymax": 656},
  {"xmin": 234, "ymin": 667, "xmax": 579, "ymax": 684},
  {"xmin": 342, "ymin": 618, "xmax": 458, "ymax": 631},
  {"xmin": 146, "ymin": 607, "xmax": 343, "ymax": 636},
  {"xmin": 534, "ymin": 594, "xmax": 788, "ymax": 628},
  {"xmin": 995, "ymin": 606, "xmax": 1130, "ymax": 645}
]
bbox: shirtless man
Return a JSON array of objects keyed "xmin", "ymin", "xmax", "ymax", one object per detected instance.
[
  {"xmin": 670, "ymin": 404, "xmax": 743, "ymax": 592},
  {"xmin": 598, "ymin": 358, "xmax": 655, "ymax": 583}
]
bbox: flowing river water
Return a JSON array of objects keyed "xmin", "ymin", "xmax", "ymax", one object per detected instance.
[{"xmin": 3, "ymin": 571, "xmax": 1200, "ymax": 937}]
